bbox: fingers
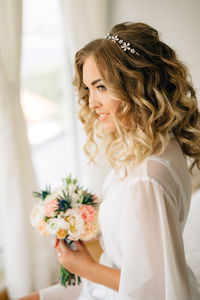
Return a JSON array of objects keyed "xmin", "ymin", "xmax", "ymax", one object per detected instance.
[
  {"xmin": 57, "ymin": 252, "xmax": 62, "ymax": 258},
  {"xmin": 75, "ymin": 240, "xmax": 88, "ymax": 252},
  {"xmin": 59, "ymin": 239, "xmax": 68, "ymax": 249},
  {"xmin": 54, "ymin": 237, "xmax": 59, "ymax": 248},
  {"xmin": 55, "ymin": 241, "xmax": 65, "ymax": 263},
  {"xmin": 56, "ymin": 239, "xmax": 71, "ymax": 255},
  {"xmin": 55, "ymin": 244, "xmax": 62, "ymax": 256},
  {"xmin": 75, "ymin": 240, "xmax": 84, "ymax": 247},
  {"xmin": 55, "ymin": 239, "xmax": 84, "ymax": 262}
]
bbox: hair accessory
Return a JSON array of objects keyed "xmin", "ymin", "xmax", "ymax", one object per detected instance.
[{"xmin": 104, "ymin": 33, "xmax": 140, "ymax": 56}]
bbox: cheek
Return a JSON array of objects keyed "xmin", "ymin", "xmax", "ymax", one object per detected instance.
[{"xmin": 106, "ymin": 99, "xmax": 121, "ymax": 113}]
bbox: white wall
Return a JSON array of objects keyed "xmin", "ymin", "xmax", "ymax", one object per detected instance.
[{"xmin": 109, "ymin": 0, "xmax": 200, "ymax": 99}]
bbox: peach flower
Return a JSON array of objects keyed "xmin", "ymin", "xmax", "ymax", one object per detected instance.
[
  {"xmin": 56, "ymin": 229, "xmax": 68, "ymax": 239},
  {"xmin": 80, "ymin": 222, "xmax": 99, "ymax": 241},
  {"xmin": 44, "ymin": 199, "xmax": 59, "ymax": 217},
  {"xmin": 36, "ymin": 220, "xmax": 49, "ymax": 236},
  {"xmin": 30, "ymin": 202, "xmax": 45, "ymax": 226},
  {"xmin": 80, "ymin": 205, "xmax": 97, "ymax": 223}
]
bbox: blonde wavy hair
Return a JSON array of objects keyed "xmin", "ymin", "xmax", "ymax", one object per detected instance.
[{"xmin": 73, "ymin": 22, "xmax": 200, "ymax": 175}]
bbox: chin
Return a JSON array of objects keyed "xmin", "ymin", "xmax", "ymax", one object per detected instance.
[{"xmin": 103, "ymin": 124, "xmax": 116, "ymax": 133}]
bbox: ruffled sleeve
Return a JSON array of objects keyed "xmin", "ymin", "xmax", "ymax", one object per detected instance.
[{"xmin": 117, "ymin": 178, "xmax": 191, "ymax": 300}]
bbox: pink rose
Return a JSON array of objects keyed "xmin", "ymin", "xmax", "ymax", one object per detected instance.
[
  {"xmin": 80, "ymin": 205, "xmax": 97, "ymax": 223},
  {"xmin": 44, "ymin": 199, "xmax": 59, "ymax": 217}
]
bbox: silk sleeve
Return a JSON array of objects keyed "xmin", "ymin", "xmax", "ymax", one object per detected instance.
[{"xmin": 116, "ymin": 178, "xmax": 191, "ymax": 300}]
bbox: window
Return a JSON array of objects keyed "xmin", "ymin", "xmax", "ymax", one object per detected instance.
[{"xmin": 21, "ymin": 0, "xmax": 75, "ymax": 188}]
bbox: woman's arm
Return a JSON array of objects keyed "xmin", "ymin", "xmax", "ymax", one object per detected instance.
[
  {"xmin": 85, "ymin": 259, "xmax": 120, "ymax": 291},
  {"xmin": 55, "ymin": 239, "xmax": 120, "ymax": 291}
]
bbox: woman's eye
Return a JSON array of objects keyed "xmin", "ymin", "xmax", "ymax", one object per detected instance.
[
  {"xmin": 84, "ymin": 86, "xmax": 89, "ymax": 91},
  {"xmin": 97, "ymin": 85, "xmax": 106, "ymax": 92}
]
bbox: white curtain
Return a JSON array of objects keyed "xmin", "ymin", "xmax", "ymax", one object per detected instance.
[
  {"xmin": 59, "ymin": 0, "xmax": 111, "ymax": 197},
  {"xmin": 0, "ymin": 1, "xmax": 58, "ymax": 298}
]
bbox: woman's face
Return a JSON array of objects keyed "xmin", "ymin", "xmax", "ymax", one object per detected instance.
[{"xmin": 82, "ymin": 55, "xmax": 121, "ymax": 133}]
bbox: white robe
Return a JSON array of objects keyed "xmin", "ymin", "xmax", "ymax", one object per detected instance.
[{"xmin": 40, "ymin": 135, "xmax": 200, "ymax": 300}]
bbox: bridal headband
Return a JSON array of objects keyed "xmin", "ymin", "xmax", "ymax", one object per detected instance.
[{"xmin": 104, "ymin": 33, "xmax": 140, "ymax": 57}]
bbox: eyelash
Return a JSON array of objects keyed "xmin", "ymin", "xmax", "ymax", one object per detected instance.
[
  {"xmin": 84, "ymin": 85, "xmax": 107, "ymax": 92},
  {"xmin": 97, "ymin": 85, "xmax": 106, "ymax": 92}
]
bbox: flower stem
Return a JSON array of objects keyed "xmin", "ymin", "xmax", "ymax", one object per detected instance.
[{"xmin": 60, "ymin": 265, "xmax": 81, "ymax": 287}]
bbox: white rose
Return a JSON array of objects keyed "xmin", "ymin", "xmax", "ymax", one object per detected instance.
[
  {"xmin": 46, "ymin": 216, "xmax": 69, "ymax": 235},
  {"xmin": 46, "ymin": 218, "xmax": 58, "ymax": 235},
  {"xmin": 64, "ymin": 209, "xmax": 84, "ymax": 240}
]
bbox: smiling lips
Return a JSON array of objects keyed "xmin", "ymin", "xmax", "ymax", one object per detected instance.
[{"xmin": 98, "ymin": 113, "xmax": 110, "ymax": 121}]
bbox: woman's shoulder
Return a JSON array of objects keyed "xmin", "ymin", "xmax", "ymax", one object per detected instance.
[
  {"xmin": 103, "ymin": 136, "xmax": 191, "ymax": 200},
  {"xmin": 129, "ymin": 156, "xmax": 177, "ymax": 191},
  {"xmin": 130, "ymin": 136, "xmax": 191, "ymax": 190}
]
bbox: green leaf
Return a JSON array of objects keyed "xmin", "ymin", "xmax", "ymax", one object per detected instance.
[
  {"xmin": 33, "ymin": 185, "xmax": 51, "ymax": 200},
  {"xmin": 82, "ymin": 193, "xmax": 94, "ymax": 205},
  {"xmin": 59, "ymin": 265, "xmax": 81, "ymax": 287}
]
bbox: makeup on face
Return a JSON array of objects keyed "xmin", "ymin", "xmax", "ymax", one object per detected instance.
[{"xmin": 82, "ymin": 55, "xmax": 121, "ymax": 132}]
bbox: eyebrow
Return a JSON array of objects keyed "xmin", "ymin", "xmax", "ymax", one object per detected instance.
[
  {"xmin": 91, "ymin": 79, "xmax": 102, "ymax": 85},
  {"xmin": 83, "ymin": 78, "xmax": 102, "ymax": 87}
]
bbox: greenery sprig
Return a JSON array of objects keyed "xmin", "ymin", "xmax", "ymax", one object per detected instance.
[{"xmin": 32, "ymin": 185, "xmax": 51, "ymax": 200}]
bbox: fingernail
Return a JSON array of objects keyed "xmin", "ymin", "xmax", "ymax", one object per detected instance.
[{"xmin": 54, "ymin": 238, "xmax": 59, "ymax": 248}]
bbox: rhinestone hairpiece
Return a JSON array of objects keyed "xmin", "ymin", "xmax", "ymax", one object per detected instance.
[{"xmin": 104, "ymin": 33, "xmax": 140, "ymax": 56}]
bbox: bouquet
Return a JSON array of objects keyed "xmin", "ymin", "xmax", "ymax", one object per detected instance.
[{"xmin": 30, "ymin": 175, "xmax": 101, "ymax": 287}]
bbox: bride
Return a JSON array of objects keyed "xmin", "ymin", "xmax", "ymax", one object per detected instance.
[{"xmin": 19, "ymin": 22, "xmax": 200, "ymax": 300}]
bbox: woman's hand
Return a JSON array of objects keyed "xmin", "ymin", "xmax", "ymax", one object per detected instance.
[
  {"xmin": 54, "ymin": 238, "xmax": 97, "ymax": 278},
  {"xmin": 54, "ymin": 238, "xmax": 120, "ymax": 291}
]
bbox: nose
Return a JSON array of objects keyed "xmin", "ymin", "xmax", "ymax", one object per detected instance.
[{"xmin": 89, "ymin": 93, "xmax": 101, "ymax": 111}]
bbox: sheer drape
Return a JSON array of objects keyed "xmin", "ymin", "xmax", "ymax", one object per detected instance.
[
  {"xmin": 59, "ymin": 0, "xmax": 111, "ymax": 196},
  {"xmin": 0, "ymin": 1, "xmax": 58, "ymax": 298}
]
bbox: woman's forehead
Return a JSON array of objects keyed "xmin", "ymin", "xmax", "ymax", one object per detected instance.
[{"xmin": 82, "ymin": 56, "xmax": 102, "ymax": 85}]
